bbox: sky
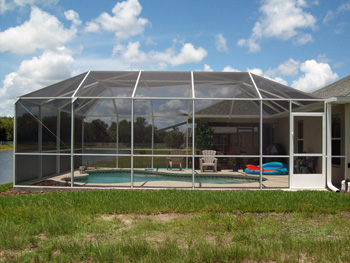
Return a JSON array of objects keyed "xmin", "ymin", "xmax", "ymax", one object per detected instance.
[{"xmin": 0, "ymin": 0, "xmax": 349, "ymax": 116}]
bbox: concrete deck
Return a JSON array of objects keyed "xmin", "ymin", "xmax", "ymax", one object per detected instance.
[{"xmin": 34, "ymin": 168, "xmax": 289, "ymax": 189}]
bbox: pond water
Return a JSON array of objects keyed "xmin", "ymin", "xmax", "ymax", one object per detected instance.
[{"xmin": 0, "ymin": 150, "xmax": 13, "ymax": 185}]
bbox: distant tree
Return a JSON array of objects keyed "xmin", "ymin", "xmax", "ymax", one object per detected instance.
[
  {"xmin": 0, "ymin": 117, "xmax": 13, "ymax": 141},
  {"xmin": 17, "ymin": 113, "xmax": 38, "ymax": 143},
  {"xmin": 84, "ymin": 119, "xmax": 110, "ymax": 142},
  {"xmin": 0, "ymin": 126, "xmax": 6, "ymax": 141},
  {"xmin": 155, "ymin": 129, "xmax": 167, "ymax": 144},
  {"xmin": 42, "ymin": 116, "xmax": 57, "ymax": 144},
  {"xmin": 134, "ymin": 117, "xmax": 152, "ymax": 144},
  {"xmin": 195, "ymin": 123, "xmax": 214, "ymax": 150},
  {"xmin": 108, "ymin": 121, "xmax": 117, "ymax": 141},
  {"xmin": 118, "ymin": 120, "xmax": 132, "ymax": 143},
  {"xmin": 164, "ymin": 127, "xmax": 185, "ymax": 149}
]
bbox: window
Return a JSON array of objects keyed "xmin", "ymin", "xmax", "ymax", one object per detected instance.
[{"xmin": 332, "ymin": 114, "xmax": 341, "ymax": 166}]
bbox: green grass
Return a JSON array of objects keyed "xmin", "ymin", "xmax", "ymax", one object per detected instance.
[
  {"xmin": 0, "ymin": 183, "xmax": 12, "ymax": 193},
  {"xmin": 0, "ymin": 190, "xmax": 350, "ymax": 262},
  {"xmin": 0, "ymin": 144, "xmax": 12, "ymax": 151}
]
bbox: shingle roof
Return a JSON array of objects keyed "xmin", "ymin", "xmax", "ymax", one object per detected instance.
[{"xmin": 312, "ymin": 75, "xmax": 350, "ymax": 99}]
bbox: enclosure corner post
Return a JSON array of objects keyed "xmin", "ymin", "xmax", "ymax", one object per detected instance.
[{"xmin": 13, "ymin": 98, "xmax": 19, "ymax": 186}]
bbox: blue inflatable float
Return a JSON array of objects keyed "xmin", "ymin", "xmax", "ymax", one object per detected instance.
[{"xmin": 245, "ymin": 162, "xmax": 288, "ymax": 175}]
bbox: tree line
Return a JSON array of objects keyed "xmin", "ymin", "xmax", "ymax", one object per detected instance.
[
  {"xmin": 15, "ymin": 114, "xmax": 185, "ymax": 149},
  {"xmin": 0, "ymin": 117, "xmax": 13, "ymax": 141},
  {"xmin": 85, "ymin": 117, "xmax": 185, "ymax": 148}
]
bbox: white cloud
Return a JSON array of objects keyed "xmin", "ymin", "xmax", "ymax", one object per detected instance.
[
  {"xmin": 322, "ymin": 10, "xmax": 334, "ymax": 24},
  {"xmin": 151, "ymin": 43, "xmax": 208, "ymax": 66},
  {"xmin": 249, "ymin": 68, "xmax": 263, "ymax": 76},
  {"xmin": 203, "ymin": 64, "xmax": 213, "ymax": 72},
  {"xmin": 339, "ymin": 1, "xmax": 350, "ymax": 12},
  {"xmin": 113, "ymin": 41, "xmax": 148, "ymax": 64},
  {"xmin": 114, "ymin": 41, "xmax": 207, "ymax": 69},
  {"xmin": 84, "ymin": 0, "xmax": 149, "ymax": 40},
  {"xmin": 0, "ymin": 50, "xmax": 74, "ymax": 115},
  {"xmin": 64, "ymin": 10, "xmax": 82, "ymax": 26},
  {"xmin": 293, "ymin": 33, "xmax": 313, "ymax": 45},
  {"xmin": 222, "ymin": 66, "xmax": 240, "ymax": 72},
  {"xmin": 158, "ymin": 100, "xmax": 186, "ymax": 115},
  {"xmin": 237, "ymin": 38, "xmax": 261, "ymax": 53},
  {"xmin": 224, "ymin": 57, "xmax": 339, "ymax": 92},
  {"xmin": 317, "ymin": 54, "xmax": 331, "ymax": 63},
  {"xmin": 249, "ymin": 67, "xmax": 288, "ymax": 85},
  {"xmin": 145, "ymin": 37, "xmax": 156, "ymax": 46},
  {"xmin": 237, "ymin": 0, "xmax": 317, "ymax": 52},
  {"xmin": 291, "ymin": 59, "xmax": 338, "ymax": 92},
  {"xmin": 0, "ymin": 0, "xmax": 58, "ymax": 14},
  {"xmin": 277, "ymin": 58, "xmax": 300, "ymax": 76},
  {"xmin": 323, "ymin": 1, "xmax": 350, "ymax": 24},
  {"xmin": 215, "ymin": 34, "xmax": 228, "ymax": 52},
  {"xmin": 265, "ymin": 58, "xmax": 300, "ymax": 76},
  {"xmin": 0, "ymin": 7, "xmax": 78, "ymax": 54}
]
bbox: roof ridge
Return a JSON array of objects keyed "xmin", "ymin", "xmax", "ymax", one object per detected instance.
[{"xmin": 313, "ymin": 75, "xmax": 350, "ymax": 93}]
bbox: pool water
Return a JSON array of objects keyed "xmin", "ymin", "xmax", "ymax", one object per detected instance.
[{"xmin": 74, "ymin": 170, "xmax": 259, "ymax": 185}]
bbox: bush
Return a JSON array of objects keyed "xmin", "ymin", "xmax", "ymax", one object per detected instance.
[
  {"xmin": 195, "ymin": 123, "xmax": 214, "ymax": 150},
  {"xmin": 164, "ymin": 128, "xmax": 184, "ymax": 149}
]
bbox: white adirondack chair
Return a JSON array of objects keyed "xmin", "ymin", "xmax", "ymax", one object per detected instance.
[{"xmin": 200, "ymin": 150, "xmax": 218, "ymax": 172}]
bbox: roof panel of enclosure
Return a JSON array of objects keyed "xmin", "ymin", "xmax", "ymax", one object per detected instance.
[
  {"xmin": 20, "ymin": 71, "xmax": 319, "ymax": 103},
  {"xmin": 75, "ymin": 71, "xmax": 139, "ymax": 98},
  {"xmin": 193, "ymin": 72, "xmax": 259, "ymax": 98},
  {"xmin": 22, "ymin": 72, "xmax": 88, "ymax": 98},
  {"xmin": 251, "ymin": 74, "xmax": 316, "ymax": 99},
  {"xmin": 135, "ymin": 71, "xmax": 192, "ymax": 98}
]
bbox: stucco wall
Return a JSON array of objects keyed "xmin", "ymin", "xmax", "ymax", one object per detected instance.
[{"xmin": 274, "ymin": 117, "xmax": 290, "ymax": 154}]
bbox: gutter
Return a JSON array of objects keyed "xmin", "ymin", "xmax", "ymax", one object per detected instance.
[
  {"xmin": 326, "ymin": 102, "xmax": 340, "ymax": 192},
  {"xmin": 325, "ymin": 97, "xmax": 350, "ymax": 104},
  {"xmin": 327, "ymin": 173, "xmax": 340, "ymax": 192}
]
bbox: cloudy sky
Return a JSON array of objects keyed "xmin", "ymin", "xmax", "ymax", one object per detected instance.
[{"xmin": 0, "ymin": 0, "xmax": 349, "ymax": 116}]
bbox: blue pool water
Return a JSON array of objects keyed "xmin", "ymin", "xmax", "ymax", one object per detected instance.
[{"xmin": 74, "ymin": 170, "xmax": 259, "ymax": 184}]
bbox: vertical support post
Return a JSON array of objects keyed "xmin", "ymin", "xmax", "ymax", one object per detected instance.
[
  {"xmin": 345, "ymin": 104, "xmax": 350, "ymax": 180},
  {"xmin": 81, "ymin": 116, "xmax": 84, "ymax": 154},
  {"xmin": 151, "ymin": 115, "xmax": 154, "ymax": 168},
  {"xmin": 326, "ymin": 103, "xmax": 332, "ymax": 183},
  {"xmin": 191, "ymin": 71, "xmax": 195, "ymax": 189},
  {"xmin": 289, "ymin": 100, "xmax": 293, "ymax": 190},
  {"xmin": 131, "ymin": 99, "xmax": 134, "ymax": 188},
  {"xmin": 110, "ymin": 97, "xmax": 119, "ymax": 168},
  {"xmin": 70, "ymin": 99, "xmax": 75, "ymax": 188},
  {"xmin": 322, "ymin": 103, "xmax": 327, "ymax": 187},
  {"xmin": 131, "ymin": 71, "xmax": 141, "ymax": 188},
  {"xmin": 13, "ymin": 99, "xmax": 18, "ymax": 186},
  {"xmin": 186, "ymin": 113, "xmax": 189, "ymax": 169},
  {"xmin": 56, "ymin": 110, "xmax": 61, "ymax": 175},
  {"xmin": 38, "ymin": 105, "xmax": 43, "ymax": 180},
  {"xmin": 192, "ymin": 99, "xmax": 195, "ymax": 189},
  {"xmin": 259, "ymin": 100, "xmax": 263, "ymax": 189},
  {"xmin": 116, "ymin": 116, "xmax": 119, "ymax": 168}
]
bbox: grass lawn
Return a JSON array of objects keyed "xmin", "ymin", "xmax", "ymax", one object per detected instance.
[
  {"xmin": 0, "ymin": 144, "xmax": 12, "ymax": 151},
  {"xmin": 0, "ymin": 188, "xmax": 350, "ymax": 262}
]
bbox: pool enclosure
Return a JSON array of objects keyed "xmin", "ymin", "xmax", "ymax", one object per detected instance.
[{"xmin": 14, "ymin": 71, "xmax": 328, "ymax": 190}]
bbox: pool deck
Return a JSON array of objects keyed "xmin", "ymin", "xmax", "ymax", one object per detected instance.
[{"xmin": 44, "ymin": 167, "xmax": 289, "ymax": 189}]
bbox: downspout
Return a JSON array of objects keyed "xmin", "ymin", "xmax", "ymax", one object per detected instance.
[{"xmin": 326, "ymin": 102, "xmax": 340, "ymax": 192}]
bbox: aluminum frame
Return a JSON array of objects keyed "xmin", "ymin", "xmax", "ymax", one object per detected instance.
[{"xmin": 13, "ymin": 71, "xmax": 328, "ymax": 190}]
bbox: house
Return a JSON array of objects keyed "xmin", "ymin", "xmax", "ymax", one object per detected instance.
[{"xmin": 313, "ymin": 75, "xmax": 350, "ymax": 189}]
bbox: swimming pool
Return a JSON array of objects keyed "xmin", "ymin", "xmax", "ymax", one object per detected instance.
[{"xmin": 73, "ymin": 170, "xmax": 261, "ymax": 185}]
